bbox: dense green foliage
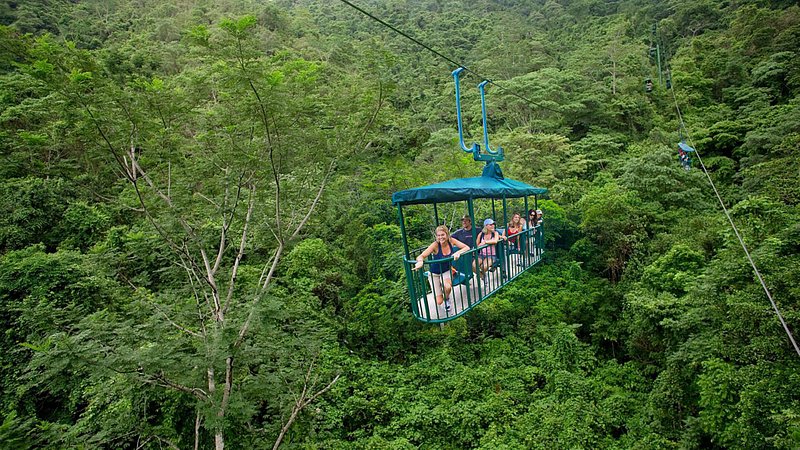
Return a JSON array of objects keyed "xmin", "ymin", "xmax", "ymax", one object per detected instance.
[{"xmin": 1, "ymin": 0, "xmax": 799, "ymax": 448}]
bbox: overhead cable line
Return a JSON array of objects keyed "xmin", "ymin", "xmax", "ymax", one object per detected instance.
[
  {"xmin": 336, "ymin": 0, "xmax": 562, "ymax": 114},
  {"xmin": 668, "ymin": 77, "xmax": 800, "ymax": 358}
]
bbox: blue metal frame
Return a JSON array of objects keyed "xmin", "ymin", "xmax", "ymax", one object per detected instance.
[
  {"xmin": 478, "ymin": 80, "xmax": 504, "ymax": 160},
  {"xmin": 452, "ymin": 68, "xmax": 481, "ymax": 157},
  {"xmin": 452, "ymin": 68, "xmax": 504, "ymax": 163}
]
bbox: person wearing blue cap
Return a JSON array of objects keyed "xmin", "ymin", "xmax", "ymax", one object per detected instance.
[{"xmin": 476, "ymin": 218, "xmax": 506, "ymax": 282}]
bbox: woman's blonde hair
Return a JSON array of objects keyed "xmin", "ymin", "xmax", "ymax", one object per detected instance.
[{"xmin": 435, "ymin": 225, "xmax": 451, "ymax": 240}]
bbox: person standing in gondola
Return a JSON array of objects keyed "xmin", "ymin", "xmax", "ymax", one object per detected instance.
[{"xmin": 412, "ymin": 225, "xmax": 469, "ymax": 312}]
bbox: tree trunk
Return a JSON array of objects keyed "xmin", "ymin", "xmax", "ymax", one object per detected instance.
[{"xmin": 194, "ymin": 409, "xmax": 201, "ymax": 450}]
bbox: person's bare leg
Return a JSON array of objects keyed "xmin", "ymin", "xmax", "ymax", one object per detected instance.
[
  {"xmin": 434, "ymin": 275, "xmax": 445, "ymax": 305},
  {"xmin": 479, "ymin": 259, "xmax": 489, "ymax": 292}
]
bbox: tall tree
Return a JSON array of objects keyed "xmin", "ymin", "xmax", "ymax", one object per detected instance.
[{"xmin": 19, "ymin": 15, "xmax": 380, "ymax": 448}]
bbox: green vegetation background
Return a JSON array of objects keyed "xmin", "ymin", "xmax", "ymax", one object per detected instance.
[{"xmin": 0, "ymin": 0, "xmax": 799, "ymax": 448}]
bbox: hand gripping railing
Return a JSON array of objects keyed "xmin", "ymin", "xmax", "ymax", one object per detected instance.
[{"xmin": 404, "ymin": 228, "xmax": 545, "ymax": 323}]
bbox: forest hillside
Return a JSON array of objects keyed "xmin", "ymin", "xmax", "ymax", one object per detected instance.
[{"xmin": 1, "ymin": 0, "xmax": 799, "ymax": 448}]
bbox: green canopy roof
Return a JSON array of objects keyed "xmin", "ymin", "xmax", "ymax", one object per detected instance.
[{"xmin": 392, "ymin": 162, "xmax": 547, "ymax": 206}]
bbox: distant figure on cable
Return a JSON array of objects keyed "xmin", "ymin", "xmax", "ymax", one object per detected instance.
[
  {"xmin": 477, "ymin": 218, "xmax": 506, "ymax": 285},
  {"xmin": 412, "ymin": 225, "xmax": 469, "ymax": 312},
  {"xmin": 679, "ymin": 148, "xmax": 691, "ymax": 170},
  {"xmin": 678, "ymin": 141, "xmax": 695, "ymax": 170}
]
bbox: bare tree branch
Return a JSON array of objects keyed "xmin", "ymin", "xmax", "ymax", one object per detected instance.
[
  {"xmin": 145, "ymin": 372, "xmax": 209, "ymax": 402},
  {"xmin": 257, "ymin": 247, "xmax": 280, "ymax": 292},
  {"xmin": 184, "ymin": 263, "xmax": 209, "ymax": 339},
  {"xmin": 290, "ymin": 158, "xmax": 336, "ymax": 241},
  {"xmin": 154, "ymin": 305, "xmax": 202, "ymax": 338},
  {"xmin": 199, "ymin": 247, "xmax": 221, "ymax": 320},
  {"xmin": 135, "ymin": 436, "xmax": 152, "ymax": 450},
  {"xmin": 223, "ymin": 183, "xmax": 256, "ymax": 315},
  {"xmin": 194, "ymin": 191, "xmax": 221, "ymax": 208},
  {"xmin": 195, "ymin": 409, "xmax": 202, "ymax": 450},
  {"xmin": 259, "ymin": 243, "xmax": 285, "ymax": 293},
  {"xmin": 208, "ymin": 367, "xmax": 216, "ymax": 397},
  {"xmin": 181, "ymin": 251, "xmax": 215, "ymax": 319},
  {"xmin": 211, "ymin": 168, "xmax": 232, "ymax": 277},
  {"xmin": 153, "ymin": 435, "xmax": 181, "ymax": 450},
  {"xmin": 272, "ymin": 372, "xmax": 341, "ymax": 450},
  {"xmin": 219, "ymin": 356, "xmax": 234, "ymax": 422},
  {"xmin": 131, "ymin": 157, "xmax": 173, "ymax": 207},
  {"xmin": 235, "ymin": 241, "xmax": 284, "ymax": 350}
]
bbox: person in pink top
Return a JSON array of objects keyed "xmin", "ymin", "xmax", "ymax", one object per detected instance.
[{"xmin": 476, "ymin": 218, "xmax": 506, "ymax": 280}]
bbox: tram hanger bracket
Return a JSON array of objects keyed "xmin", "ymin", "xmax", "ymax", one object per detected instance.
[{"xmin": 452, "ymin": 67, "xmax": 504, "ymax": 163}]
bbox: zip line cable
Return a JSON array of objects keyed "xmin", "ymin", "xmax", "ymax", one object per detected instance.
[
  {"xmin": 335, "ymin": 0, "xmax": 562, "ymax": 114},
  {"xmin": 657, "ymin": 25, "xmax": 798, "ymax": 356},
  {"xmin": 343, "ymin": 1, "xmax": 798, "ymax": 355},
  {"xmin": 668, "ymin": 86, "xmax": 800, "ymax": 358}
]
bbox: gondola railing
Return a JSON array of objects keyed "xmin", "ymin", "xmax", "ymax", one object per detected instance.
[{"xmin": 403, "ymin": 224, "xmax": 544, "ymax": 323}]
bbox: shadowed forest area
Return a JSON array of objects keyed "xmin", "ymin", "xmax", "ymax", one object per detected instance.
[{"xmin": 1, "ymin": 0, "xmax": 799, "ymax": 448}]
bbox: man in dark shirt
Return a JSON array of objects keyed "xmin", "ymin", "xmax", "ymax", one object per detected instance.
[{"xmin": 451, "ymin": 215, "xmax": 475, "ymax": 248}]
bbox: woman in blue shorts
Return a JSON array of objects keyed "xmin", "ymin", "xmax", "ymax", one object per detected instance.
[{"xmin": 412, "ymin": 225, "xmax": 469, "ymax": 312}]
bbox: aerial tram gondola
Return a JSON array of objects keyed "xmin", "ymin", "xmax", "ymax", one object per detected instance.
[
  {"xmin": 677, "ymin": 140, "xmax": 695, "ymax": 170},
  {"xmin": 392, "ymin": 68, "xmax": 548, "ymax": 323}
]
